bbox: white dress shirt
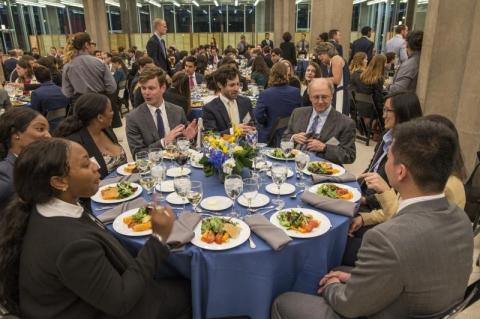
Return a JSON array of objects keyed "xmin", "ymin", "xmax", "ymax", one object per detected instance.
[
  {"xmin": 147, "ymin": 100, "xmax": 171, "ymax": 135},
  {"xmin": 219, "ymin": 94, "xmax": 240, "ymax": 125},
  {"xmin": 397, "ymin": 193, "xmax": 445, "ymax": 213},
  {"xmin": 385, "ymin": 34, "xmax": 408, "ymax": 64},
  {"xmin": 306, "ymin": 105, "xmax": 332, "ymax": 135},
  {"xmin": 37, "ymin": 197, "xmax": 84, "ymax": 218}
]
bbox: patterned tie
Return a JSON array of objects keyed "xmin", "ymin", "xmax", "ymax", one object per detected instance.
[
  {"xmin": 308, "ymin": 115, "xmax": 320, "ymax": 135},
  {"xmin": 156, "ymin": 109, "xmax": 165, "ymax": 139},
  {"xmin": 301, "ymin": 40, "xmax": 305, "ymax": 52},
  {"xmin": 189, "ymin": 75, "xmax": 195, "ymax": 90}
]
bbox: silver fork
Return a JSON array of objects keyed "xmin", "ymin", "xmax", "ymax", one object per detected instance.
[
  {"xmin": 261, "ymin": 202, "xmax": 285, "ymax": 215},
  {"xmin": 290, "ymin": 189, "xmax": 304, "ymax": 199},
  {"xmin": 248, "ymin": 204, "xmax": 275, "ymax": 213}
]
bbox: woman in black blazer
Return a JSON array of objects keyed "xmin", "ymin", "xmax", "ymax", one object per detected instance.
[
  {"xmin": 279, "ymin": 32, "xmax": 297, "ymax": 67},
  {"xmin": 0, "ymin": 138, "xmax": 191, "ymax": 317},
  {"xmin": 55, "ymin": 93, "xmax": 127, "ymax": 178}
]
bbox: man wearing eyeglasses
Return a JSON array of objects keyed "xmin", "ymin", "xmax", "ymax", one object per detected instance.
[{"xmin": 282, "ymin": 78, "xmax": 356, "ymax": 164}]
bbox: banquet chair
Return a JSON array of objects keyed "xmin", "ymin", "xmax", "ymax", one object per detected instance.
[
  {"xmin": 351, "ymin": 91, "xmax": 382, "ymax": 146},
  {"xmin": 267, "ymin": 116, "xmax": 290, "ymax": 147},
  {"xmin": 464, "ymin": 152, "xmax": 480, "ymax": 236},
  {"xmin": 441, "ymin": 278, "xmax": 480, "ymax": 318}
]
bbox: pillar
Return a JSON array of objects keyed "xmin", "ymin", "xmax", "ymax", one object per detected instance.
[
  {"xmin": 416, "ymin": 0, "xmax": 480, "ymax": 174},
  {"xmin": 83, "ymin": 0, "xmax": 110, "ymax": 52},
  {"xmin": 310, "ymin": 0, "xmax": 353, "ymax": 59},
  {"xmin": 273, "ymin": 0, "xmax": 295, "ymax": 49}
]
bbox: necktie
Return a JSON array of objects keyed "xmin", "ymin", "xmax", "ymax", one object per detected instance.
[
  {"xmin": 227, "ymin": 100, "xmax": 238, "ymax": 125},
  {"xmin": 308, "ymin": 115, "xmax": 320, "ymax": 135},
  {"xmin": 301, "ymin": 40, "xmax": 305, "ymax": 51},
  {"xmin": 156, "ymin": 109, "xmax": 165, "ymax": 138},
  {"xmin": 160, "ymin": 38, "xmax": 167, "ymax": 57},
  {"xmin": 189, "ymin": 75, "xmax": 194, "ymax": 90}
]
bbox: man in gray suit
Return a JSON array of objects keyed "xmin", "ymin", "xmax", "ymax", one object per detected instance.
[
  {"xmin": 272, "ymin": 119, "xmax": 473, "ymax": 319},
  {"xmin": 126, "ymin": 66, "xmax": 197, "ymax": 157},
  {"xmin": 283, "ymin": 78, "xmax": 356, "ymax": 165}
]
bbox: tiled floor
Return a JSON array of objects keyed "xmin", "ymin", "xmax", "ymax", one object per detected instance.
[{"xmin": 114, "ymin": 122, "xmax": 480, "ymax": 317}]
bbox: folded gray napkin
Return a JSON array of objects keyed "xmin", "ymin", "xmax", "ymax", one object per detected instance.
[
  {"xmin": 166, "ymin": 212, "xmax": 201, "ymax": 250},
  {"xmin": 244, "ymin": 214, "xmax": 292, "ymax": 251},
  {"xmin": 311, "ymin": 171, "xmax": 357, "ymax": 184},
  {"xmin": 301, "ymin": 191, "xmax": 356, "ymax": 217},
  {"xmin": 99, "ymin": 173, "xmax": 141, "ymax": 187},
  {"xmin": 97, "ymin": 197, "xmax": 147, "ymax": 223}
]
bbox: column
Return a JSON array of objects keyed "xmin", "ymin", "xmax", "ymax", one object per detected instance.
[
  {"xmin": 273, "ymin": 0, "xmax": 295, "ymax": 49},
  {"xmin": 119, "ymin": 0, "xmax": 139, "ymax": 48},
  {"xmin": 416, "ymin": 0, "xmax": 480, "ymax": 173},
  {"xmin": 83, "ymin": 0, "xmax": 110, "ymax": 52},
  {"xmin": 310, "ymin": 0, "xmax": 353, "ymax": 58}
]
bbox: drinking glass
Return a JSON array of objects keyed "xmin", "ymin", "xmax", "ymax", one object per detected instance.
[
  {"xmin": 280, "ymin": 138, "xmax": 294, "ymax": 158},
  {"xmin": 151, "ymin": 163, "xmax": 167, "ymax": 199},
  {"xmin": 176, "ymin": 137, "xmax": 190, "ymax": 152},
  {"xmin": 246, "ymin": 130, "xmax": 258, "ymax": 149},
  {"xmin": 175, "ymin": 151, "xmax": 189, "ymax": 175},
  {"xmin": 242, "ymin": 178, "xmax": 259, "ymax": 214},
  {"xmin": 271, "ymin": 164, "xmax": 288, "ymax": 206},
  {"xmin": 174, "ymin": 176, "xmax": 191, "ymax": 210},
  {"xmin": 187, "ymin": 181, "xmax": 203, "ymax": 212},
  {"xmin": 295, "ymin": 152, "xmax": 310, "ymax": 188},
  {"xmin": 148, "ymin": 147, "xmax": 163, "ymax": 167},
  {"xmin": 139, "ymin": 174, "xmax": 156, "ymax": 195},
  {"xmin": 135, "ymin": 151, "xmax": 150, "ymax": 174},
  {"xmin": 224, "ymin": 174, "xmax": 243, "ymax": 218},
  {"xmin": 164, "ymin": 142, "xmax": 177, "ymax": 159},
  {"xmin": 252, "ymin": 152, "xmax": 267, "ymax": 185}
]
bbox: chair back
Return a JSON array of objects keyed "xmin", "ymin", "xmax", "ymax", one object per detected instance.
[
  {"xmin": 440, "ymin": 279, "xmax": 480, "ymax": 318},
  {"xmin": 267, "ymin": 116, "xmax": 290, "ymax": 147},
  {"xmin": 354, "ymin": 92, "xmax": 376, "ymax": 118}
]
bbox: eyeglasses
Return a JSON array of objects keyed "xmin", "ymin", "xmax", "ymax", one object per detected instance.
[
  {"xmin": 310, "ymin": 95, "xmax": 332, "ymax": 101},
  {"xmin": 383, "ymin": 107, "xmax": 394, "ymax": 113}
]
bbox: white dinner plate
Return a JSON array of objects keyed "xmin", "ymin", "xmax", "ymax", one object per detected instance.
[
  {"xmin": 191, "ymin": 161, "xmax": 204, "ymax": 169},
  {"xmin": 116, "ymin": 162, "xmax": 137, "ymax": 176},
  {"xmin": 237, "ymin": 193, "xmax": 270, "ymax": 208},
  {"xmin": 166, "ymin": 192, "xmax": 189, "ymax": 205},
  {"xmin": 265, "ymin": 183, "xmax": 296, "ymax": 195},
  {"xmin": 200, "ymin": 196, "xmax": 233, "ymax": 211},
  {"xmin": 91, "ymin": 182, "xmax": 143, "ymax": 204},
  {"xmin": 254, "ymin": 160, "xmax": 272, "ymax": 170},
  {"xmin": 267, "ymin": 168, "xmax": 294, "ymax": 178},
  {"xmin": 270, "ymin": 208, "xmax": 332, "ymax": 238},
  {"xmin": 266, "ymin": 151, "xmax": 296, "ymax": 161},
  {"xmin": 112, "ymin": 208, "xmax": 152, "ymax": 237},
  {"xmin": 302, "ymin": 161, "xmax": 346, "ymax": 177},
  {"xmin": 191, "ymin": 217, "xmax": 251, "ymax": 250},
  {"xmin": 166, "ymin": 167, "xmax": 191, "ymax": 177},
  {"xmin": 308, "ymin": 183, "xmax": 361, "ymax": 203},
  {"xmin": 155, "ymin": 180, "xmax": 174, "ymax": 193}
]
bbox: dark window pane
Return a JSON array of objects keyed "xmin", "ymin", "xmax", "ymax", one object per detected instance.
[
  {"xmin": 163, "ymin": 5, "xmax": 175, "ymax": 32},
  {"xmin": 139, "ymin": 5, "xmax": 150, "ymax": 33},
  {"xmin": 69, "ymin": 7, "xmax": 85, "ymax": 33},
  {"xmin": 351, "ymin": 4, "xmax": 359, "ymax": 31},
  {"xmin": 245, "ymin": 5, "xmax": 255, "ymax": 32},
  {"xmin": 210, "ymin": 5, "xmax": 226, "ymax": 33},
  {"xmin": 227, "ymin": 4, "xmax": 244, "ymax": 32},
  {"xmin": 57, "ymin": 7, "xmax": 67, "ymax": 34},
  {"xmin": 193, "ymin": 5, "xmax": 209, "ymax": 32},
  {"xmin": 175, "ymin": 5, "xmax": 191, "ymax": 33},
  {"xmin": 106, "ymin": 5, "xmax": 121, "ymax": 32},
  {"xmin": 296, "ymin": 3, "xmax": 309, "ymax": 30},
  {"xmin": 23, "ymin": 6, "xmax": 33, "ymax": 35},
  {"xmin": 32, "ymin": 7, "xmax": 43, "ymax": 35}
]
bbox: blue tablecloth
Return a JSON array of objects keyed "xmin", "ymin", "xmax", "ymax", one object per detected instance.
[{"xmin": 92, "ymin": 154, "xmax": 355, "ymax": 319}]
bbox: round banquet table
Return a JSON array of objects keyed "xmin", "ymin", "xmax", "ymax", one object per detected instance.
[{"xmin": 91, "ymin": 152, "xmax": 356, "ymax": 319}]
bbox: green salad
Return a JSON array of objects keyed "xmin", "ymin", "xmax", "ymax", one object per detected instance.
[
  {"xmin": 131, "ymin": 207, "xmax": 149, "ymax": 223},
  {"xmin": 201, "ymin": 217, "xmax": 237, "ymax": 234},
  {"xmin": 277, "ymin": 210, "xmax": 313, "ymax": 230},
  {"xmin": 271, "ymin": 148, "xmax": 294, "ymax": 159},
  {"xmin": 117, "ymin": 181, "xmax": 138, "ymax": 198}
]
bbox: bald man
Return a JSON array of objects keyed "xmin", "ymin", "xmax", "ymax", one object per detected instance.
[
  {"xmin": 283, "ymin": 78, "xmax": 356, "ymax": 164},
  {"xmin": 146, "ymin": 18, "xmax": 171, "ymax": 75}
]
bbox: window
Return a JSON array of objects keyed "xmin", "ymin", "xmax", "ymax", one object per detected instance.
[
  {"xmin": 22, "ymin": 6, "xmax": 33, "ymax": 35},
  {"xmin": 175, "ymin": 5, "xmax": 192, "ymax": 33},
  {"xmin": 227, "ymin": 4, "xmax": 244, "ymax": 32},
  {"xmin": 163, "ymin": 5, "xmax": 175, "ymax": 32},
  {"xmin": 139, "ymin": 5, "xmax": 151, "ymax": 33},
  {"xmin": 296, "ymin": 3, "xmax": 310, "ymax": 31},
  {"xmin": 69, "ymin": 7, "xmax": 85, "ymax": 33},
  {"xmin": 245, "ymin": 5, "xmax": 255, "ymax": 32},
  {"xmin": 57, "ymin": 7, "xmax": 67, "ymax": 34},
  {"xmin": 32, "ymin": 7, "xmax": 44, "ymax": 35},
  {"xmin": 210, "ymin": 5, "xmax": 226, "ymax": 32},
  {"xmin": 193, "ymin": 5, "xmax": 209, "ymax": 32}
]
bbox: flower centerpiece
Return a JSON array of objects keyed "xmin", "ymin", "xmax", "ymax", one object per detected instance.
[{"xmin": 199, "ymin": 127, "xmax": 256, "ymax": 181}]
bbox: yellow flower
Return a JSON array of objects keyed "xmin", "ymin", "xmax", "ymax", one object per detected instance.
[
  {"xmin": 233, "ymin": 146, "xmax": 243, "ymax": 153},
  {"xmin": 228, "ymin": 136, "xmax": 236, "ymax": 144},
  {"xmin": 222, "ymin": 146, "xmax": 229, "ymax": 153}
]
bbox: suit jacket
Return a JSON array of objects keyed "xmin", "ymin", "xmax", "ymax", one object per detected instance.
[
  {"xmin": 254, "ymin": 85, "xmax": 303, "ymax": 144},
  {"xmin": 146, "ymin": 34, "xmax": 170, "ymax": 75},
  {"xmin": 389, "ymin": 52, "xmax": 420, "ymax": 94},
  {"xmin": 283, "ymin": 106, "xmax": 356, "ymax": 164},
  {"xmin": 126, "ymin": 101, "xmax": 188, "ymax": 157},
  {"xmin": 329, "ymin": 40, "xmax": 344, "ymax": 57},
  {"xmin": 0, "ymin": 153, "xmax": 15, "ymax": 214},
  {"xmin": 66, "ymin": 127, "xmax": 120, "ymax": 179},
  {"xmin": 194, "ymin": 72, "xmax": 204, "ymax": 86},
  {"xmin": 296, "ymin": 39, "xmax": 310, "ymax": 53},
  {"xmin": 164, "ymin": 87, "xmax": 193, "ymax": 121},
  {"xmin": 30, "ymin": 81, "xmax": 69, "ymax": 129},
  {"xmin": 280, "ymin": 41, "xmax": 297, "ymax": 66},
  {"xmin": 19, "ymin": 209, "xmax": 179, "ymax": 319},
  {"xmin": 323, "ymin": 198, "xmax": 473, "ymax": 319},
  {"xmin": 203, "ymin": 96, "xmax": 254, "ymax": 135},
  {"xmin": 261, "ymin": 39, "xmax": 274, "ymax": 49},
  {"xmin": 350, "ymin": 36, "xmax": 374, "ymax": 61}
]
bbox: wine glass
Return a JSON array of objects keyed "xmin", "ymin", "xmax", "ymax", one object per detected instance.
[
  {"xmin": 148, "ymin": 147, "xmax": 163, "ymax": 167},
  {"xmin": 151, "ymin": 163, "xmax": 167, "ymax": 199},
  {"xmin": 176, "ymin": 137, "xmax": 190, "ymax": 152},
  {"xmin": 295, "ymin": 152, "xmax": 310, "ymax": 188},
  {"xmin": 246, "ymin": 130, "xmax": 258, "ymax": 149},
  {"xmin": 187, "ymin": 181, "xmax": 203, "ymax": 212},
  {"xmin": 135, "ymin": 151, "xmax": 150, "ymax": 174},
  {"xmin": 224, "ymin": 174, "xmax": 243, "ymax": 218},
  {"xmin": 243, "ymin": 178, "xmax": 259, "ymax": 214},
  {"xmin": 271, "ymin": 164, "xmax": 288, "ymax": 206},
  {"xmin": 175, "ymin": 151, "xmax": 189, "ymax": 175},
  {"xmin": 164, "ymin": 142, "xmax": 176, "ymax": 159},
  {"xmin": 280, "ymin": 138, "xmax": 294, "ymax": 159},
  {"xmin": 252, "ymin": 152, "xmax": 267, "ymax": 185},
  {"xmin": 173, "ymin": 176, "xmax": 191, "ymax": 210},
  {"xmin": 139, "ymin": 174, "xmax": 156, "ymax": 195}
]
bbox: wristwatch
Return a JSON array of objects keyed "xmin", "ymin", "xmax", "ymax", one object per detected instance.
[{"xmin": 151, "ymin": 233, "xmax": 164, "ymax": 243}]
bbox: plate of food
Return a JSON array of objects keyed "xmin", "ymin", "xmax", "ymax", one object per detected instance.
[
  {"xmin": 191, "ymin": 216, "xmax": 250, "ymax": 250},
  {"xmin": 303, "ymin": 161, "xmax": 345, "ymax": 176},
  {"xmin": 116, "ymin": 162, "xmax": 139, "ymax": 176},
  {"xmin": 91, "ymin": 181, "xmax": 143, "ymax": 204},
  {"xmin": 266, "ymin": 148, "xmax": 299, "ymax": 161},
  {"xmin": 270, "ymin": 208, "xmax": 331, "ymax": 238},
  {"xmin": 112, "ymin": 207, "xmax": 152, "ymax": 236},
  {"xmin": 309, "ymin": 183, "xmax": 361, "ymax": 202},
  {"xmin": 191, "ymin": 100, "xmax": 204, "ymax": 108}
]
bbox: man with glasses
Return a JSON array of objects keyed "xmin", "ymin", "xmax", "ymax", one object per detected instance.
[{"xmin": 282, "ymin": 78, "xmax": 356, "ymax": 164}]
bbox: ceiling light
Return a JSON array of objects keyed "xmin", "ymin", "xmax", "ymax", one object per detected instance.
[
  {"xmin": 235, "ymin": 0, "xmax": 238, "ymax": 6},
  {"xmin": 172, "ymin": 1, "xmax": 180, "ymax": 7},
  {"xmin": 60, "ymin": 0, "xmax": 83, "ymax": 8},
  {"xmin": 192, "ymin": 0, "xmax": 199, "ymax": 7},
  {"xmin": 147, "ymin": 0, "xmax": 161, "ymax": 7},
  {"xmin": 38, "ymin": 0, "xmax": 65, "ymax": 8},
  {"xmin": 254, "ymin": 0, "xmax": 260, "ymax": 6},
  {"xmin": 105, "ymin": 0, "xmax": 120, "ymax": 7},
  {"xmin": 295, "ymin": 0, "xmax": 303, "ymax": 4},
  {"xmin": 16, "ymin": 0, "xmax": 46, "ymax": 7},
  {"xmin": 214, "ymin": 0, "xmax": 219, "ymax": 6}
]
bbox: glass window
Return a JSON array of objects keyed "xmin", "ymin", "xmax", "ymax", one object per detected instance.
[
  {"xmin": 175, "ymin": 5, "xmax": 191, "ymax": 33},
  {"xmin": 228, "ymin": 4, "xmax": 244, "ymax": 32},
  {"xmin": 210, "ymin": 5, "xmax": 226, "ymax": 33},
  {"xmin": 193, "ymin": 5, "xmax": 209, "ymax": 32},
  {"xmin": 32, "ymin": 7, "xmax": 44, "ymax": 35},
  {"xmin": 57, "ymin": 7, "xmax": 67, "ymax": 34},
  {"xmin": 245, "ymin": 5, "xmax": 255, "ymax": 32},
  {"xmin": 296, "ymin": 3, "xmax": 310, "ymax": 31},
  {"xmin": 139, "ymin": 5, "xmax": 151, "ymax": 33},
  {"xmin": 106, "ymin": 5, "xmax": 121, "ymax": 32},
  {"xmin": 163, "ymin": 5, "xmax": 175, "ymax": 32},
  {"xmin": 22, "ymin": 6, "xmax": 33, "ymax": 35},
  {"xmin": 0, "ymin": 5, "xmax": 11, "ymax": 29},
  {"xmin": 351, "ymin": 4, "xmax": 360, "ymax": 31}
]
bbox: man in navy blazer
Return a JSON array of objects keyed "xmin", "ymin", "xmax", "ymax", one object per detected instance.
[
  {"xmin": 183, "ymin": 55, "xmax": 204, "ymax": 89},
  {"xmin": 203, "ymin": 66, "xmax": 255, "ymax": 135},
  {"xmin": 350, "ymin": 26, "xmax": 375, "ymax": 62},
  {"xmin": 31, "ymin": 65, "xmax": 69, "ymax": 130},
  {"xmin": 146, "ymin": 18, "xmax": 171, "ymax": 75}
]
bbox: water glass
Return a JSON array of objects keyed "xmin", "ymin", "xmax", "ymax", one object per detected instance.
[
  {"xmin": 295, "ymin": 152, "xmax": 310, "ymax": 188},
  {"xmin": 224, "ymin": 174, "xmax": 243, "ymax": 218},
  {"xmin": 135, "ymin": 151, "xmax": 150, "ymax": 173},
  {"xmin": 148, "ymin": 147, "xmax": 163, "ymax": 166},
  {"xmin": 176, "ymin": 137, "xmax": 190, "ymax": 152},
  {"xmin": 280, "ymin": 138, "xmax": 294, "ymax": 158},
  {"xmin": 271, "ymin": 164, "xmax": 288, "ymax": 206},
  {"xmin": 140, "ymin": 174, "xmax": 156, "ymax": 195},
  {"xmin": 243, "ymin": 178, "xmax": 259, "ymax": 214},
  {"xmin": 173, "ymin": 176, "xmax": 191, "ymax": 210},
  {"xmin": 151, "ymin": 163, "xmax": 167, "ymax": 199},
  {"xmin": 246, "ymin": 130, "xmax": 258, "ymax": 149},
  {"xmin": 187, "ymin": 181, "xmax": 203, "ymax": 212}
]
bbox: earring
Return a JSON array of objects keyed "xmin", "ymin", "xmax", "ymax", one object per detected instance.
[{"xmin": 15, "ymin": 136, "xmax": 20, "ymax": 140}]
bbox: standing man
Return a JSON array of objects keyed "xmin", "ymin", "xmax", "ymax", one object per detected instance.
[
  {"xmin": 237, "ymin": 35, "xmax": 248, "ymax": 57},
  {"xmin": 261, "ymin": 33, "xmax": 274, "ymax": 49},
  {"xmin": 350, "ymin": 26, "xmax": 374, "ymax": 62},
  {"xmin": 296, "ymin": 33, "xmax": 310, "ymax": 56},
  {"xmin": 328, "ymin": 29, "xmax": 343, "ymax": 57},
  {"xmin": 146, "ymin": 18, "xmax": 171, "ymax": 75},
  {"xmin": 386, "ymin": 24, "xmax": 409, "ymax": 65}
]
